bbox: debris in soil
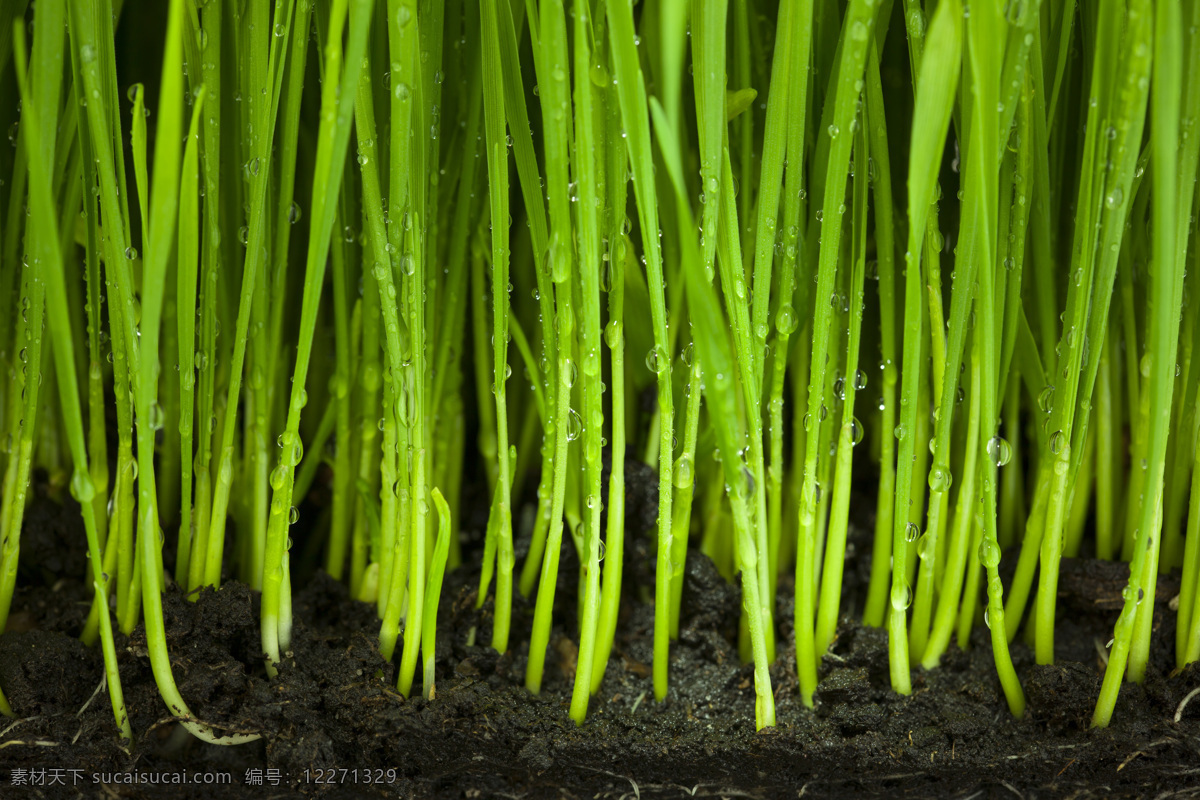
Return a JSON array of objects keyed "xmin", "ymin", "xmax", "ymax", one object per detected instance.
[{"xmin": 1, "ymin": 490, "xmax": 1199, "ymax": 798}]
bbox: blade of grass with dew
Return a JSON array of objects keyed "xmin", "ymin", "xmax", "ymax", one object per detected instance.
[
  {"xmin": 1029, "ymin": 0, "xmax": 1131, "ymax": 662},
  {"xmin": 200, "ymin": 0, "xmax": 297, "ymax": 589},
  {"xmin": 591, "ymin": 46, "xmax": 631, "ymax": 692},
  {"xmin": 70, "ymin": 45, "xmax": 110, "ymax": 563},
  {"xmin": 175, "ymin": 84, "xmax": 206, "ymax": 590},
  {"xmin": 268, "ymin": 0, "xmax": 316, "ymax": 585},
  {"xmin": 480, "ymin": 2, "xmax": 542, "ymax": 594},
  {"xmin": 238, "ymin": 0, "xmax": 279, "ymax": 592},
  {"xmin": 68, "ymin": 40, "xmax": 139, "ymax": 634},
  {"xmin": 1161, "ymin": 3, "xmax": 1200, "ymax": 661},
  {"xmin": 71, "ymin": 0, "xmax": 260, "ymax": 745},
  {"xmin": 352, "ymin": 12, "xmax": 408, "ymax": 617},
  {"xmin": 469, "ymin": 220, "xmax": 500, "ymax": 494},
  {"xmin": 890, "ymin": 0, "xmax": 960, "ymax": 696},
  {"xmin": 765, "ymin": 0, "xmax": 814, "ymax": 604},
  {"xmin": 479, "ymin": 0, "xmax": 516, "ymax": 655},
  {"xmin": 964, "ymin": 0, "xmax": 1024, "ymax": 718},
  {"xmin": 606, "ymin": 0, "xmax": 676, "ymax": 703},
  {"xmin": 1095, "ymin": 0, "xmax": 1186, "ymax": 724},
  {"xmin": 0, "ymin": 87, "xmax": 46, "ymax": 664},
  {"xmin": 923, "ymin": 339, "xmax": 982, "ymax": 668},
  {"xmin": 494, "ymin": 0, "xmax": 560, "ymax": 608},
  {"xmin": 186, "ymin": 0, "xmax": 223, "ymax": 595},
  {"xmin": 795, "ymin": 0, "xmax": 879, "ymax": 705},
  {"xmin": 815, "ymin": 110, "xmax": 868, "ymax": 658},
  {"xmin": 394, "ymin": 0, "xmax": 439, "ymax": 698},
  {"xmin": 1031, "ymin": 0, "xmax": 1153, "ymax": 665},
  {"xmin": 691, "ymin": 0, "xmax": 725, "ymax": 292},
  {"xmin": 666, "ymin": 353, "xmax": 702, "ymax": 641},
  {"xmin": 427, "ymin": 10, "xmax": 484, "ymax": 540},
  {"xmin": 861, "ymin": 37, "xmax": 899, "ymax": 629},
  {"xmin": 526, "ymin": 0, "xmax": 577, "ymax": 697},
  {"xmin": 706, "ymin": 5, "xmax": 779, "ymax": 669},
  {"xmin": 0, "ymin": 2, "xmax": 51, "ymax": 713},
  {"xmin": 421, "ymin": 488, "xmax": 451, "ymax": 700},
  {"xmin": 909, "ymin": 138, "xmax": 990, "ymax": 662},
  {"xmin": 262, "ymin": 0, "xmax": 373, "ymax": 678},
  {"xmin": 924, "ymin": 75, "xmax": 1034, "ymax": 668},
  {"xmin": 1182, "ymin": 237, "xmax": 1200, "ymax": 665},
  {"xmin": 569, "ymin": 0, "xmax": 604, "ymax": 725},
  {"xmin": 652, "ymin": 99, "xmax": 775, "ymax": 729},
  {"xmin": 727, "ymin": 2, "xmax": 752, "ymax": 259},
  {"xmin": 1127, "ymin": 0, "xmax": 1195, "ymax": 685},
  {"xmin": 330, "ymin": 181, "xmax": 360, "ymax": 594},
  {"xmin": 12, "ymin": 12, "xmax": 131, "ymax": 742}
]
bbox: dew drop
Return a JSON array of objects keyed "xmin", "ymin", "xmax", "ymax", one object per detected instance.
[{"xmin": 986, "ymin": 436, "xmax": 1012, "ymax": 466}]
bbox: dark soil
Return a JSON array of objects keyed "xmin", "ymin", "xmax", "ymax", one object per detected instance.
[{"xmin": 3, "ymin": 473, "xmax": 1200, "ymax": 799}]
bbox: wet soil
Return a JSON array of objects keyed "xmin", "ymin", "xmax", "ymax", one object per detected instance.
[{"xmin": 2, "ymin": 473, "xmax": 1200, "ymax": 799}]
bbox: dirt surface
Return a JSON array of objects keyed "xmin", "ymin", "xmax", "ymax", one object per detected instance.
[{"xmin": 2, "ymin": 473, "xmax": 1200, "ymax": 799}]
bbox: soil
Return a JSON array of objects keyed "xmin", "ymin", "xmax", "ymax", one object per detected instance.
[{"xmin": 2, "ymin": 469, "xmax": 1200, "ymax": 799}]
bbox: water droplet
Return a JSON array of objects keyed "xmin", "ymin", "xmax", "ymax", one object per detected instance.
[
  {"xmin": 125, "ymin": 246, "xmax": 137, "ymax": 260},
  {"xmin": 1049, "ymin": 429, "xmax": 1065, "ymax": 454},
  {"xmin": 646, "ymin": 344, "xmax": 667, "ymax": 374},
  {"xmin": 278, "ymin": 431, "xmax": 304, "ymax": 466},
  {"xmin": 560, "ymin": 358, "xmax": 577, "ymax": 388},
  {"xmin": 1038, "ymin": 384, "xmax": 1054, "ymax": 413},
  {"xmin": 566, "ymin": 408, "xmax": 582, "ymax": 441},
  {"xmin": 904, "ymin": 522, "xmax": 920, "ymax": 543},
  {"xmin": 604, "ymin": 320, "xmax": 622, "ymax": 348},
  {"xmin": 928, "ymin": 465, "xmax": 952, "ymax": 493},
  {"xmin": 986, "ymin": 436, "xmax": 1012, "ymax": 466},
  {"xmin": 776, "ymin": 304, "xmax": 798, "ymax": 335},
  {"xmin": 673, "ymin": 454, "xmax": 694, "ymax": 489},
  {"xmin": 979, "ymin": 538, "xmax": 1001, "ymax": 569}
]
